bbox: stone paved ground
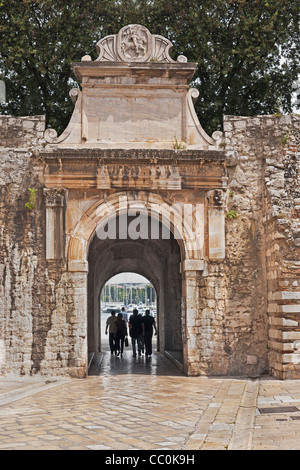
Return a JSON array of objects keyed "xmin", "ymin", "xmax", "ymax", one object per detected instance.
[{"xmin": 0, "ymin": 351, "xmax": 300, "ymax": 451}]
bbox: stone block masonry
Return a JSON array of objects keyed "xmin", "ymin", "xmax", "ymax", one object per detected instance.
[
  {"xmin": 0, "ymin": 111, "xmax": 300, "ymax": 379},
  {"xmin": 0, "ymin": 116, "xmax": 86, "ymax": 377},
  {"xmin": 224, "ymin": 114, "xmax": 300, "ymax": 379},
  {"xmin": 0, "ymin": 115, "xmax": 45, "ymax": 149},
  {"xmin": 262, "ymin": 116, "xmax": 300, "ymax": 379}
]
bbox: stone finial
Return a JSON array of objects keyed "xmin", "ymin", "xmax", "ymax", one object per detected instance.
[
  {"xmin": 95, "ymin": 24, "xmax": 175, "ymax": 63},
  {"xmin": 177, "ymin": 55, "xmax": 188, "ymax": 63}
]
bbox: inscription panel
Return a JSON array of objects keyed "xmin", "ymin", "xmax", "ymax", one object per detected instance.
[{"xmin": 85, "ymin": 90, "xmax": 183, "ymax": 143}]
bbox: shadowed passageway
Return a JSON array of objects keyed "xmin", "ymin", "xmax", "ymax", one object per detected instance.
[
  {"xmin": 88, "ymin": 351, "xmax": 183, "ymax": 377},
  {"xmin": 88, "ymin": 214, "xmax": 184, "ymax": 375}
]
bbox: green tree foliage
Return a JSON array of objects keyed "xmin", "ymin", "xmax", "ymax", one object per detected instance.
[{"xmin": 0, "ymin": 0, "xmax": 299, "ymax": 136}]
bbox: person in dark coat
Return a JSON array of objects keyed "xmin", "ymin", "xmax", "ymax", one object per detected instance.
[
  {"xmin": 114, "ymin": 313, "xmax": 128, "ymax": 357},
  {"xmin": 129, "ymin": 308, "xmax": 143, "ymax": 357},
  {"xmin": 142, "ymin": 309, "xmax": 157, "ymax": 357}
]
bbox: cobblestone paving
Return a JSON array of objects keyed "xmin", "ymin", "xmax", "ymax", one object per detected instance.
[
  {"xmin": 252, "ymin": 380, "xmax": 300, "ymax": 450},
  {"xmin": 0, "ymin": 351, "xmax": 300, "ymax": 450}
]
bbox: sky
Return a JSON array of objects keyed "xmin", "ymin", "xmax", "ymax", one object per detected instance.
[{"xmin": 107, "ymin": 272, "xmax": 150, "ymax": 284}]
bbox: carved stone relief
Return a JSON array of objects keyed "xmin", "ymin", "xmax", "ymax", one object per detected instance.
[
  {"xmin": 43, "ymin": 188, "xmax": 66, "ymax": 207},
  {"xmin": 96, "ymin": 24, "xmax": 175, "ymax": 63},
  {"xmin": 118, "ymin": 25, "xmax": 151, "ymax": 61}
]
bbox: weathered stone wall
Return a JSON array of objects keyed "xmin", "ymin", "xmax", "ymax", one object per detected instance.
[
  {"xmin": 222, "ymin": 114, "xmax": 300, "ymax": 378},
  {"xmin": 0, "ymin": 113, "xmax": 299, "ymax": 379},
  {"xmin": 190, "ymin": 115, "xmax": 269, "ymax": 375},
  {"xmin": 0, "ymin": 115, "xmax": 45, "ymax": 149},
  {"xmin": 0, "ymin": 116, "xmax": 86, "ymax": 377},
  {"xmin": 0, "ymin": 116, "xmax": 45, "ymax": 375},
  {"xmin": 262, "ymin": 116, "xmax": 300, "ymax": 379},
  {"xmin": 187, "ymin": 114, "xmax": 300, "ymax": 378}
]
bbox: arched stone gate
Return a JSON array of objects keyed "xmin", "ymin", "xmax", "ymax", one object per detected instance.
[
  {"xmin": 41, "ymin": 25, "xmax": 228, "ymax": 377},
  {"xmin": 76, "ymin": 191, "xmax": 204, "ymax": 373},
  {"xmin": 5, "ymin": 25, "xmax": 298, "ymax": 379},
  {"xmin": 61, "ymin": 189, "xmax": 223, "ymax": 375},
  {"xmin": 87, "ymin": 213, "xmax": 183, "ymax": 366}
]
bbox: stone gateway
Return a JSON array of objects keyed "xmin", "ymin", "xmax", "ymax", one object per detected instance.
[{"xmin": 0, "ymin": 25, "xmax": 299, "ymax": 379}]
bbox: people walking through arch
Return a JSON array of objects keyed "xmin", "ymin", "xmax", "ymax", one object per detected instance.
[
  {"xmin": 142, "ymin": 309, "xmax": 157, "ymax": 357},
  {"xmin": 121, "ymin": 306, "xmax": 129, "ymax": 326},
  {"xmin": 114, "ymin": 313, "xmax": 128, "ymax": 357},
  {"xmin": 129, "ymin": 308, "xmax": 143, "ymax": 357},
  {"xmin": 105, "ymin": 310, "xmax": 117, "ymax": 354}
]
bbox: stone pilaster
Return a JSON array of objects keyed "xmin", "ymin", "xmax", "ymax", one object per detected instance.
[
  {"xmin": 44, "ymin": 188, "xmax": 66, "ymax": 260},
  {"xmin": 206, "ymin": 189, "xmax": 225, "ymax": 260}
]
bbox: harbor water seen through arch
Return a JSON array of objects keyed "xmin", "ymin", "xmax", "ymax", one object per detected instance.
[{"xmin": 100, "ymin": 272, "xmax": 157, "ymax": 353}]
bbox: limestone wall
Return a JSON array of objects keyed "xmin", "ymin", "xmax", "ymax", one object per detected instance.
[
  {"xmin": 0, "ymin": 115, "xmax": 45, "ymax": 149},
  {"xmin": 0, "ymin": 113, "xmax": 299, "ymax": 378},
  {"xmin": 223, "ymin": 114, "xmax": 300, "ymax": 378},
  {"xmin": 0, "ymin": 116, "xmax": 85, "ymax": 377},
  {"xmin": 0, "ymin": 117, "xmax": 44, "ymax": 375},
  {"xmin": 190, "ymin": 115, "xmax": 269, "ymax": 376},
  {"xmin": 186, "ymin": 114, "xmax": 300, "ymax": 378},
  {"xmin": 262, "ymin": 116, "xmax": 300, "ymax": 379}
]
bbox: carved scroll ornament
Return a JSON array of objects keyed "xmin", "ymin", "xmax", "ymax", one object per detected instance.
[{"xmin": 95, "ymin": 24, "xmax": 176, "ymax": 63}]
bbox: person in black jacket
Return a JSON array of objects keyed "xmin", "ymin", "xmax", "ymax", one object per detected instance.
[
  {"xmin": 129, "ymin": 308, "xmax": 143, "ymax": 357},
  {"xmin": 114, "ymin": 313, "xmax": 128, "ymax": 357},
  {"xmin": 142, "ymin": 309, "xmax": 157, "ymax": 357}
]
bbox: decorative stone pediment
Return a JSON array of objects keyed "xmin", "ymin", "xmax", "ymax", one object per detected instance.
[
  {"xmin": 95, "ymin": 24, "xmax": 175, "ymax": 63},
  {"xmin": 44, "ymin": 25, "xmax": 224, "ymax": 150}
]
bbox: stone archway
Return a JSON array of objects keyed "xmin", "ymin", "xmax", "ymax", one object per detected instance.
[
  {"xmin": 36, "ymin": 24, "xmax": 230, "ymax": 379},
  {"xmin": 66, "ymin": 191, "xmax": 206, "ymax": 375},
  {"xmin": 67, "ymin": 191, "xmax": 202, "ymax": 271},
  {"xmin": 87, "ymin": 218, "xmax": 183, "ymax": 369}
]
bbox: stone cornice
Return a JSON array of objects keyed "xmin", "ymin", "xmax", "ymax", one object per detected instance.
[
  {"xmin": 72, "ymin": 61, "xmax": 197, "ymax": 83},
  {"xmin": 36, "ymin": 148, "xmax": 227, "ymax": 164}
]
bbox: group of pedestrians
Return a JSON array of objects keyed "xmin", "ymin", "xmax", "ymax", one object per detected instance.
[{"xmin": 105, "ymin": 307, "xmax": 157, "ymax": 358}]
